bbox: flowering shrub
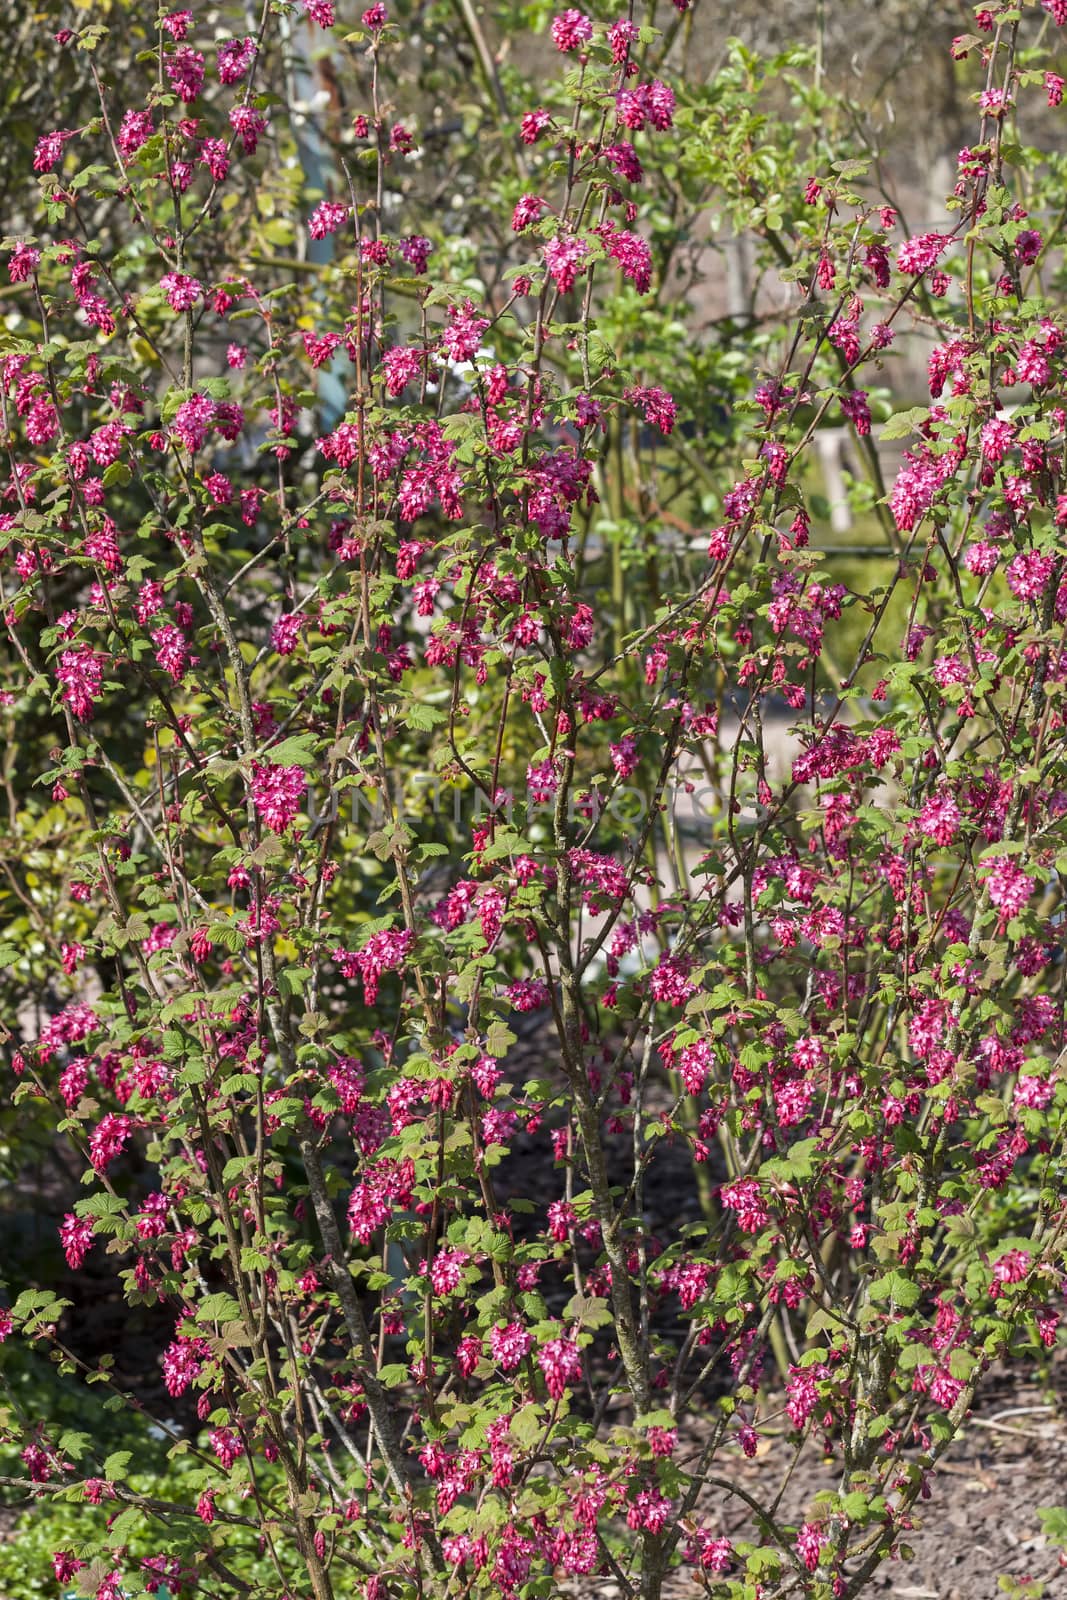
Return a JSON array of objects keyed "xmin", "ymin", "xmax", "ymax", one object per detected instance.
[{"xmin": 2, "ymin": 2, "xmax": 1067, "ymax": 1598}]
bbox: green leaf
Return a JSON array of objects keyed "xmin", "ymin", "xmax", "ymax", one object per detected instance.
[
  {"xmin": 195, "ymin": 1293, "xmax": 243, "ymax": 1325},
  {"xmin": 879, "ymin": 406, "xmax": 929, "ymax": 442},
  {"xmin": 57, "ymin": 1430, "xmax": 92, "ymax": 1461},
  {"xmin": 509, "ymin": 1405, "xmax": 543, "ymax": 1448},
  {"xmin": 264, "ymin": 735, "xmax": 319, "ymax": 769},
  {"xmin": 402, "ymin": 703, "xmax": 447, "ymax": 731},
  {"xmin": 485, "ymin": 1019, "xmax": 516, "ymax": 1059},
  {"xmin": 103, "ymin": 1506, "xmax": 144, "ymax": 1546},
  {"xmin": 1037, "ymin": 1506, "xmax": 1067, "ymax": 1547},
  {"xmin": 278, "ymin": 966, "xmax": 312, "ymax": 1000},
  {"xmin": 868, "ymin": 1270, "xmax": 920, "ymax": 1309}
]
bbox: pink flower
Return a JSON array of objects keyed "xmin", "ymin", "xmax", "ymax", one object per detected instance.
[
  {"xmin": 600, "ymin": 224, "xmax": 652, "ymax": 293},
  {"xmin": 153, "ymin": 624, "xmax": 190, "ymax": 682},
  {"xmin": 230, "ymin": 106, "xmax": 267, "ymax": 154},
  {"xmin": 90, "ymin": 424, "xmax": 129, "ymax": 469},
  {"xmin": 1017, "ymin": 341, "xmax": 1052, "ymax": 385},
  {"xmin": 527, "ymin": 761, "xmax": 559, "ymax": 803},
  {"xmin": 547, "ymin": 1199, "xmax": 577, "ymax": 1241},
  {"xmin": 60, "ymin": 942, "xmax": 84, "ymax": 977},
  {"xmin": 512, "ymin": 194, "xmax": 546, "ymax": 231},
  {"xmin": 8, "ymin": 243, "xmax": 40, "ymax": 282},
  {"xmin": 441, "ymin": 300, "xmax": 489, "ymax": 362},
  {"xmin": 60, "ymin": 1213, "xmax": 95, "ymax": 1269},
  {"xmin": 625, "ymin": 384, "xmax": 676, "ymax": 434},
  {"xmin": 163, "ymin": 10, "xmax": 191, "ymax": 40},
  {"xmin": 346, "ymin": 1156, "xmax": 414, "ymax": 1240},
  {"xmin": 217, "ymin": 36, "xmax": 257, "ymax": 84},
  {"xmin": 608, "ymin": 19, "xmax": 639, "ymax": 61},
  {"xmin": 992, "ymin": 1249, "xmax": 1030, "ymax": 1284},
  {"xmin": 309, "ymin": 201, "xmax": 350, "ymax": 239},
  {"xmin": 34, "ymin": 130, "xmax": 73, "ymax": 172},
  {"xmin": 202, "ymin": 138, "xmax": 230, "ymax": 182},
  {"xmin": 160, "ymin": 272, "xmax": 202, "ymax": 312},
  {"xmin": 56, "ymin": 645, "xmax": 104, "ymax": 721},
  {"xmin": 786, "ymin": 1363, "xmax": 826, "ymax": 1428},
  {"xmin": 889, "ymin": 451, "xmax": 942, "ymax": 534},
  {"xmin": 796, "ymin": 1522, "xmax": 827, "ymax": 1574},
  {"xmin": 162, "ymin": 1338, "xmax": 203, "ymax": 1396},
  {"xmin": 382, "ymin": 345, "xmax": 422, "ymax": 396},
  {"xmin": 482, "ymin": 1107, "xmax": 517, "ymax": 1151},
  {"xmin": 762, "ymin": 439, "xmax": 793, "ymax": 492},
  {"xmin": 25, "ymin": 398, "xmax": 59, "ymax": 445},
  {"xmin": 250, "ymin": 762, "xmax": 307, "ymax": 833},
  {"xmin": 505, "ymin": 978, "xmax": 549, "ymax": 1013},
  {"xmin": 210, "ymin": 1427, "xmax": 244, "ymax": 1469},
  {"xmin": 1006, "ymin": 550, "xmax": 1055, "ymax": 601},
  {"xmin": 551, "ymin": 10, "xmax": 593, "ymax": 51},
  {"xmin": 429, "ymin": 1249, "xmax": 470, "ymax": 1295},
  {"xmin": 984, "ymin": 856, "xmax": 1035, "ymax": 919},
  {"xmin": 520, "ymin": 108, "xmax": 552, "ymax": 144},
  {"xmin": 544, "ymin": 234, "xmax": 589, "ymax": 294},
  {"xmin": 117, "ymin": 109, "xmax": 154, "ymax": 159},
  {"xmin": 690, "ymin": 1533, "xmax": 734, "ymax": 1573},
  {"xmin": 171, "ymin": 392, "xmax": 217, "ymax": 452},
  {"xmin": 979, "ymin": 87, "xmax": 1012, "ymax": 117},
  {"xmin": 774, "ymin": 1078, "xmax": 815, "ymax": 1127},
  {"xmin": 980, "ymin": 417, "xmax": 1016, "ymax": 463},
  {"xmin": 604, "ymin": 142, "xmax": 642, "ymax": 182},
  {"xmin": 1016, "ymin": 229, "xmax": 1043, "ymax": 264},
  {"xmin": 627, "ymin": 1488, "xmax": 673, "ymax": 1534},
  {"xmin": 320, "ymin": 422, "xmax": 361, "ymax": 468},
  {"xmin": 304, "ymin": 332, "xmax": 340, "ymax": 369},
  {"xmin": 166, "ymin": 45, "xmax": 205, "ymax": 103},
  {"xmin": 400, "ymin": 235, "xmax": 433, "ymax": 273},
  {"xmin": 490, "ymin": 1321, "xmax": 534, "ymax": 1371},
  {"xmin": 22, "ymin": 1444, "xmax": 53, "ymax": 1483},
  {"xmin": 919, "ymin": 791, "xmax": 961, "ymax": 846},
  {"xmin": 1037, "ymin": 1308, "xmax": 1059, "ymax": 1347},
  {"xmin": 454, "ymin": 1335, "xmax": 483, "ymax": 1376},
  {"xmin": 964, "ymin": 541, "xmax": 999, "ymax": 575},
  {"xmin": 538, "ymin": 1334, "xmax": 582, "ymax": 1398},
  {"xmin": 649, "ymin": 954, "xmax": 694, "ymax": 1006},
  {"xmin": 1015, "ymin": 1074, "xmax": 1054, "ymax": 1110},
  {"xmin": 648, "ymin": 1425, "xmax": 677, "ymax": 1456},
  {"xmin": 89, "ymin": 1112, "xmax": 132, "ymax": 1173},
  {"xmin": 720, "ymin": 1178, "xmax": 769, "ymax": 1234},
  {"xmin": 829, "ymin": 317, "xmax": 860, "ymax": 364},
  {"xmin": 617, "ymin": 79, "xmax": 676, "ymax": 132},
  {"xmin": 896, "ymin": 231, "xmax": 949, "ymax": 275},
  {"xmin": 840, "ymin": 389, "xmax": 871, "ymax": 434},
  {"xmin": 204, "ymin": 471, "xmax": 233, "ymax": 506},
  {"xmin": 610, "ymin": 735, "xmax": 639, "ymax": 778},
  {"xmin": 271, "ymin": 613, "xmax": 303, "ymax": 655},
  {"xmin": 929, "ymin": 1368, "xmax": 965, "ymax": 1409},
  {"xmin": 334, "ymin": 928, "xmax": 415, "ymax": 1005}
]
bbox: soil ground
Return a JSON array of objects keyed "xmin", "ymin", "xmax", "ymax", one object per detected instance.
[
  {"xmin": 567, "ymin": 1363, "xmax": 1067, "ymax": 1599},
  {"xmin": 741, "ymin": 1370, "xmax": 1067, "ymax": 1599}
]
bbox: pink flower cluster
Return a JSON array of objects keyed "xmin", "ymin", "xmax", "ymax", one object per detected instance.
[{"xmin": 250, "ymin": 762, "xmax": 307, "ymax": 834}]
